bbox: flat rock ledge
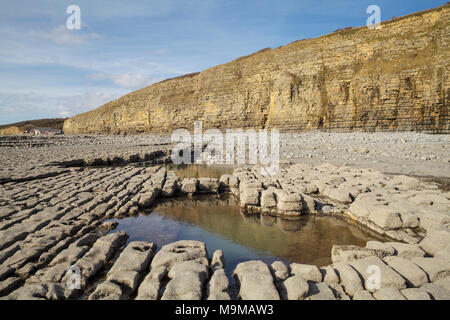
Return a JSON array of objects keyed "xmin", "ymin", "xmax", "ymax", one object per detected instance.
[{"xmin": 0, "ymin": 161, "xmax": 449, "ymax": 300}]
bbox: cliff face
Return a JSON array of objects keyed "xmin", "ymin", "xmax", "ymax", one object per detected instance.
[{"xmin": 64, "ymin": 5, "xmax": 450, "ymax": 134}]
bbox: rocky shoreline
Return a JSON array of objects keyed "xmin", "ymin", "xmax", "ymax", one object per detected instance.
[{"xmin": 0, "ymin": 133, "xmax": 449, "ymax": 300}]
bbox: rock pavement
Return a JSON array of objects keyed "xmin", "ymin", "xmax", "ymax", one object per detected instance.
[{"xmin": 0, "ymin": 133, "xmax": 449, "ymax": 300}]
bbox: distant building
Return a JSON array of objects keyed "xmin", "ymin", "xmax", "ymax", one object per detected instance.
[{"xmin": 30, "ymin": 127, "xmax": 62, "ymax": 136}]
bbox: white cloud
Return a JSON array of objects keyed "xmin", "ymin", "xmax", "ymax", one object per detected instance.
[
  {"xmin": 57, "ymin": 91, "xmax": 123, "ymax": 116},
  {"xmin": 110, "ymin": 73, "xmax": 153, "ymax": 89},
  {"xmin": 29, "ymin": 25, "xmax": 100, "ymax": 45},
  {"xmin": 88, "ymin": 72, "xmax": 163, "ymax": 90},
  {"xmin": 0, "ymin": 90, "xmax": 124, "ymax": 124},
  {"xmin": 156, "ymin": 48, "xmax": 170, "ymax": 55}
]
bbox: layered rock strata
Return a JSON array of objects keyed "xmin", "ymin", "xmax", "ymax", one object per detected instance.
[{"xmin": 64, "ymin": 5, "xmax": 450, "ymax": 134}]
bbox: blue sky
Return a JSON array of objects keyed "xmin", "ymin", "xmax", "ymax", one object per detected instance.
[{"xmin": 0, "ymin": 0, "xmax": 446, "ymax": 124}]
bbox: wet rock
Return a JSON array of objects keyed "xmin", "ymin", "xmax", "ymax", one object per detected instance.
[
  {"xmin": 276, "ymin": 191, "xmax": 302, "ymax": 212},
  {"xmin": 198, "ymin": 178, "xmax": 219, "ymax": 194},
  {"xmin": 240, "ymin": 188, "xmax": 260, "ymax": 207},
  {"xmin": 301, "ymin": 194, "xmax": 318, "ymax": 214},
  {"xmin": 161, "ymin": 176, "xmax": 178, "ymax": 197},
  {"xmin": 260, "ymin": 189, "xmax": 277, "ymax": 208},
  {"xmin": 219, "ymin": 174, "xmax": 232, "ymax": 190},
  {"xmin": 180, "ymin": 178, "xmax": 197, "ymax": 194}
]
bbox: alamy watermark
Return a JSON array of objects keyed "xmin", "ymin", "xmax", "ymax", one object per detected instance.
[
  {"xmin": 367, "ymin": 5, "xmax": 381, "ymax": 30},
  {"xmin": 66, "ymin": 5, "xmax": 81, "ymax": 30},
  {"xmin": 171, "ymin": 121, "xmax": 280, "ymax": 176},
  {"xmin": 65, "ymin": 265, "xmax": 81, "ymax": 290},
  {"xmin": 366, "ymin": 265, "xmax": 381, "ymax": 291}
]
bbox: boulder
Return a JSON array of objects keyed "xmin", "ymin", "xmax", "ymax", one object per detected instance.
[
  {"xmin": 400, "ymin": 288, "xmax": 431, "ymax": 300},
  {"xmin": 419, "ymin": 226, "xmax": 450, "ymax": 256},
  {"xmin": 411, "ymin": 257, "xmax": 450, "ymax": 282},
  {"xmin": 383, "ymin": 256, "xmax": 429, "ymax": 287},
  {"xmin": 353, "ymin": 290, "xmax": 375, "ymax": 300},
  {"xmin": 368, "ymin": 206, "xmax": 403, "ymax": 230},
  {"xmin": 331, "ymin": 245, "xmax": 392, "ymax": 263},
  {"xmin": 233, "ymin": 260, "xmax": 279, "ymax": 300},
  {"xmin": 290, "ymin": 263, "xmax": 322, "ymax": 282},
  {"xmin": 320, "ymin": 265, "xmax": 339, "ymax": 285},
  {"xmin": 198, "ymin": 178, "xmax": 219, "ymax": 194},
  {"xmin": 240, "ymin": 188, "xmax": 260, "ymax": 207},
  {"xmin": 349, "ymin": 256, "xmax": 407, "ymax": 292},
  {"xmin": 151, "ymin": 240, "xmax": 209, "ymax": 270},
  {"xmin": 211, "ymin": 249, "xmax": 225, "ymax": 272},
  {"xmin": 420, "ymin": 283, "xmax": 450, "ymax": 300},
  {"xmin": 260, "ymin": 190, "xmax": 277, "ymax": 208},
  {"xmin": 373, "ymin": 287, "xmax": 406, "ymax": 300},
  {"xmin": 135, "ymin": 266, "xmax": 167, "ymax": 300},
  {"xmin": 270, "ymin": 261, "xmax": 290, "ymax": 282},
  {"xmin": 386, "ymin": 242, "xmax": 426, "ymax": 260},
  {"xmin": 305, "ymin": 282, "xmax": 336, "ymax": 300},
  {"xmin": 180, "ymin": 178, "xmax": 197, "ymax": 194},
  {"xmin": 332, "ymin": 262, "xmax": 364, "ymax": 297},
  {"xmin": 279, "ymin": 275, "xmax": 308, "ymax": 300}
]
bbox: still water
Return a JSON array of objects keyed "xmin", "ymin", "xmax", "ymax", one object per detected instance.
[
  {"xmin": 163, "ymin": 164, "xmax": 237, "ymax": 179},
  {"xmin": 108, "ymin": 194, "xmax": 381, "ymax": 275}
]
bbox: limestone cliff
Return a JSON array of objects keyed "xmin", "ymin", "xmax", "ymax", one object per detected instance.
[{"xmin": 64, "ymin": 4, "xmax": 450, "ymax": 134}]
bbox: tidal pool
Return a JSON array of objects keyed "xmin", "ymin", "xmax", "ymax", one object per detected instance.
[
  {"xmin": 163, "ymin": 164, "xmax": 237, "ymax": 179},
  {"xmin": 108, "ymin": 194, "xmax": 382, "ymax": 276}
]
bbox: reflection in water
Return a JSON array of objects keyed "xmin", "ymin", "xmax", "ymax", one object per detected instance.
[
  {"xmin": 108, "ymin": 194, "xmax": 383, "ymax": 275},
  {"xmin": 163, "ymin": 164, "xmax": 237, "ymax": 179}
]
